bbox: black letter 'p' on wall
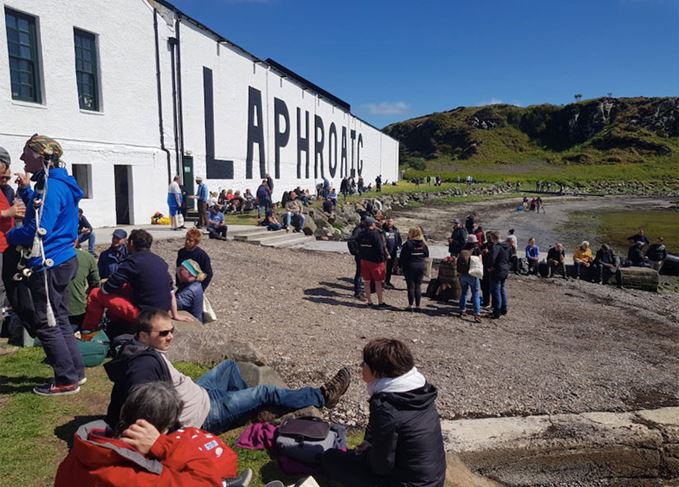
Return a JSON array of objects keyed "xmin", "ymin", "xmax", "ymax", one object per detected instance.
[{"xmin": 273, "ymin": 98, "xmax": 290, "ymax": 180}]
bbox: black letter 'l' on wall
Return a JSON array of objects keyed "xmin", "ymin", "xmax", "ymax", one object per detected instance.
[
  {"xmin": 203, "ymin": 67, "xmax": 233, "ymax": 179},
  {"xmin": 246, "ymin": 86, "xmax": 266, "ymax": 180}
]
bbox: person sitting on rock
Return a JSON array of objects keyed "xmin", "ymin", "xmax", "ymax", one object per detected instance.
[
  {"xmin": 175, "ymin": 259, "xmax": 206, "ymax": 322},
  {"xmin": 573, "ymin": 240, "xmax": 593, "ymax": 279},
  {"xmin": 207, "ymin": 204, "xmax": 228, "ymax": 240},
  {"xmin": 176, "ymin": 228, "xmax": 213, "ymax": 290},
  {"xmin": 98, "ymin": 229, "xmax": 128, "ymax": 280},
  {"xmin": 627, "ymin": 241, "xmax": 650, "ymax": 267},
  {"xmin": 546, "ymin": 243, "xmax": 567, "ymax": 279},
  {"xmin": 322, "ymin": 338, "xmax": 446, "ymax": 487},
  {"xmin": 77, "ymin": 208, "xmax": 96, "ymax": 256},
  {"xmin": 593, "ymin": 243, "xmax": 622, "ymax": 287},
  {"xmin": 646, "ymin": 237, "xmax": 667, "ymax": 271},
  {"xmin": 627, "ymin": 228, "xmax": 649, "ymax": 247},
  {"xmin": 262, "ymin": 209, "xmax": 285, "ymax": 231},
  {"xmin": 82, "ymin": 229, "xmax": 190, "ymax": 335},
  {"xmin": 525, "ymin": 238, "xmax": 540, "ymax": 275},
  {"xmin": 105, "ymin": 309, "xmax": 351, "ymax": 435},
  {"xmin": 285, "ymin": 192, "xmax": 305, "ymax": 232},
  {"xmin": 322, "ymin": 197, "xmax": 334, "ymax": 214},
  {"xmin": 55, "ymin": 380, "xmax": 253, "ymax": 487}
]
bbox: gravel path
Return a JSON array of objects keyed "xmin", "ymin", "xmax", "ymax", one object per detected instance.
[{"xmin": 153, "ymin": 236, "xmax": 679, "ymax": 427}]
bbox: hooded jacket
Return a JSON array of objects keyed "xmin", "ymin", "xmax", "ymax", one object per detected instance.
[
  {"xmin": 363, "ymin": 383, "xmax": 446, "ymax": 487},
  {"xmin": 54, "ymin": 420, "xmax": 236, "ymax": 487},
  {"xmin": 490, "ymin": 241, "xmax": 511, "ymax": 280},
  {"xmin": 7, "ymin": 168, "xmax": 83, "ymax": 268},
  {"xmin": 104, "ymin": 336, "xmax": 171, "ymax": 427}
]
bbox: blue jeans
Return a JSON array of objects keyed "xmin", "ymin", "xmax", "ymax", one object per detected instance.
[
  {"xmin": 198, "ymin": 360, "xmax": 325, "ymax": 434},
  {"xmin": 286, "ymin": 212, "xmax": 305, "ymax": 229},
  {"xmin": 77, "ymin": 231, "xmax": 96, "ymax": 254},
  {"xmin": 490, "ymin": 277, "xmax": 507, "ymax": 315},
  {"xmin": 354, "ymin": 255, "xmax": 363, "ymax": 295},
  {"xmin": 459, "ymin": 274, "xmax": 481, "ymax": 316}
]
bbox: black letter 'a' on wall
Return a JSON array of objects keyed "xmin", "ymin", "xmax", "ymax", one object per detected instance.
[
  {"xmin": 314, "ymin": 115, "xmax": 325, "ymax": 179},
  {"xmin": 340, "ymin": 126, "xmax": 348, "ymax": 178},
  {"xmin": 297, "ymin": 108, "xmax": 309, "ymax": 179},
  {"xmin": 357, "ymin": 133, "xmax": 364, "ymax": 176},
  {"xmin": 203, "ymin": 67, "xmax": 233, "ymax": 179},
  {"xmin": 246, "ymin": 86, "xmax": 266, "ymax": 180},
  {"xmin": 328, "ymin": 123, "xmax": 338, "ymax": 178},
  {"xmin": 273, "ymin": 98, "xmax": 290, "ymax": 180}
]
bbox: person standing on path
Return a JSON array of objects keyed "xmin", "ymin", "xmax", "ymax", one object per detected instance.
[
  {"xmin": 448, "ymin": 218, "xmax": 467, "ymax": 257},
  {"xmin": 382, "ymin": 218, "xmax": 402, "ymax": 290},
  {"xmin": 457, "ymin": 239, "xmax": 482, "ymax": 323},
  {"xmin": 192, "ymin": 177, "xmax": 208, "ymax": 228},
  {"xmin": 358, "ymin": 217, "xmax": 387, "ymax": 307},
  {"xmin": 167, "ymin": 175, "xmax": 183, "ymax": 231},
  {"xmin": 399, "ymin": 227, "xmax": 429, "ymax": 312},
  {"xmin": 5, "ymin": 135, "xmax": 85, "ymax": 396},
  {"xmin": 488, "ymin": 231, "xmax": 510, "ymax": 319}
]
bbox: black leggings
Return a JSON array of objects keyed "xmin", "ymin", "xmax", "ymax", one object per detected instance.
[{"xmin": 404, "ymin": 266, "xmax": 424, "ymax": 307}]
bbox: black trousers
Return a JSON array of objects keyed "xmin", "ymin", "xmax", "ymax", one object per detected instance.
[
  {"xmin": 28, "ymin": 257, "xmax": 83, "ymax": 385},
  {"xmin": 404, "ymin": 265, "xmax": 424, "ymax": 307},
  {"xmin": 322, "ymin": 449, "xmax": 387, "ymax": 487},
  {"xmin": 384, "ymin": 253, "xmax": 397, "ymax": 285}
]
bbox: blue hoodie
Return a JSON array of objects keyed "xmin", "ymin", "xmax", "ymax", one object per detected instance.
[{"xmin": 7, "ymin": 168, "xmax": 83, "ymax": 269}]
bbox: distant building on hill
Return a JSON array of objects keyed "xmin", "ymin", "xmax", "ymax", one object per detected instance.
[{"xmin": 0, "ymin": 0, "xmax": 399, "ymax": 226}]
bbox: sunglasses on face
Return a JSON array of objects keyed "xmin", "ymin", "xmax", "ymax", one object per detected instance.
[
  {"xmin": 0, "ymin": 176, "xmax": 11, "ymax": 181},
  {"xmin": 155, "ymin": 327, "xmax": 175, "ymax": 337}
]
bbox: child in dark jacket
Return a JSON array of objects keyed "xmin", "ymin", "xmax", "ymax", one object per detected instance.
[{"xmin": 322, "ymin": 338, "xmax": 446, "ymax": 487}]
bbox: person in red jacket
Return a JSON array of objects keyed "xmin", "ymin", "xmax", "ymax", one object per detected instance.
[{"xmin": 55, "ymin": 381, "xmax": 251, "ymax": 487}]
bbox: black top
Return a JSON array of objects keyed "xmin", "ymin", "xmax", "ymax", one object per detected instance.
[
  {"xmin": 98, "ymin": 244, "xmax": 129, "ymax": 279},
  {"xmin": 400, "ymin": 239, "xmax": 429, "ymax": 269},
  {"xmin": 547, "ymin": 246, "xmax": 565, "ymax": 262},
  {"xmin": 0, "ymin": 184, "xmax": 15, "ymax": 205},
  {"xmin": 358, "ymin": 228, "xmax": 386, "ymax": 263},
  {"xmin": 363, "ymin": 383, "xmax": 446, "ymax": 487},
  {"xmin": 176, "ymin": 246, "xmax": 213, "ymax": 290},
  {"xmin": 448, "ymin": 227, "xmax": 467, "ymax": 255},
  {"xmin": 78, "ymin": 214, "xmax": 93, "ymax": 233},
  {"xmin": 646, "ymin": 243, "xmax": 667, "ymax": 262},
  {"xmin": 102, "ymin": 250, "xmax": 173, "ymax": 311},
  {"xmin": 490, "ymin": 242, "xmax": 511, "ymax": 280}
]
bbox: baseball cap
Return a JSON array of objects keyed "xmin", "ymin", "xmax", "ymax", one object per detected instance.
[
  {"xmin": 364, "ymin": 216, "xmax": 376, "ymax": 225},
  {"xmin": 112, "ymin": 229, "xmax": 128, "ymax": 239},
  {"xmin": 0, "ymin": 146, "xmax": 10, "ymax": 165}
]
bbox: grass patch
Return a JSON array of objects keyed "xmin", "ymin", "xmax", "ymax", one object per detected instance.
[{"xmin": 0, "ymin": 345, "xmax": 363, "ymax": 487}]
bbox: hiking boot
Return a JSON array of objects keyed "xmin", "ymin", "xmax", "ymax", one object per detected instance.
[
  {"xmin": 321, "ymin": 367, "xmax": 351, "ymax": 409},
  {"xmin": 33, "ymin": 382, "xmax": 80, "ymax": 396},
  {"xmin": 223, "ymin": 468, "xmax": 253, "ymax": 487}
]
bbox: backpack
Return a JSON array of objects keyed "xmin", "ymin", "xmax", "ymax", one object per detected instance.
[
  {"xmin": 347, "ymin": 227, "xmax": 361, "ymax": 256},
  {"xmin": 274, "ymin": 417, "xmax": 347, "ymax": 474}
]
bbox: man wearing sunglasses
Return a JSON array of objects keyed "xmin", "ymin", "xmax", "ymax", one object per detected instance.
[{"xmin": 105, "ymin": 309, "xmax": 351, "ymax": 435}]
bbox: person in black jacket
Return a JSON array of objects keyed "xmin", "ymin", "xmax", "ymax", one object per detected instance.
[
  {"xmin": 322, "ymin": 338, "xmax": 446, "ymax": 487},
  {"xmin": 646, "ymin": 237, "xmax": 667, "ymax": 271},
  {"xmin": 176, "ymin": 228, "xmax": 213, "ymax": 290},
  {"xmin": 399, "ymin": 228, "xmax": 429, "ymax": 311},
  {"xmin": 358, "ymin": 217, "xmax": 387, "ymax": 307},
  {"xmin": 448, "ymin": 218, "xmax": 467, "ymax": 257},
  {"xmin": 593, "ymin": 243, "xmax": 622, "ymax": 287},
  {"xmin": 382, "ymin": 218, "xmax": 402, "ymax": 290},
  {"xmin": 488, "ymin": 231, "xmax": 510, "ymax": 319}
]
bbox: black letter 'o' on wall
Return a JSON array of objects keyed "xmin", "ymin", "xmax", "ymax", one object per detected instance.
[{"xmin": 328, "ymin": 123, "xmax": 338, "ymax": 177}]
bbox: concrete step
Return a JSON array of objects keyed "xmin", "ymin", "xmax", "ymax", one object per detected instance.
[
  {"xmin": 264, "ymin": 234, "xmax": 315, "ymax": 248},
  {"xmin": 233, "ymin": 229, "xmax": 285, "ymax": 241},
  {"xmin": 249, "ymin": 231, "xmax": 308, "ymax": 246}
]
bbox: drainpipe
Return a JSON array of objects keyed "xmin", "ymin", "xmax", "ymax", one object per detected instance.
[
  {"xmin": 175, "ymin": 18, "xmax": 185, "ymax": 174},
  {"xmin": 153, "ymin": 9, "xmax": 172, "ymax": 184},
  {"xmin": 168, "ymin": 36, "xmax": 180, "ymax": 175}
]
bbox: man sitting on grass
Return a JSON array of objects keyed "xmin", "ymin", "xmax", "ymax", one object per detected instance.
[
  {"xmin": 105, "ymin": 309, "xmax": 351, "ymax": 435},
  {"xmin": 55, "ymin": 381, "xmax": 253, "ymax": 487},
  {"xmin": 322, "ymin": 338, "xmax": 446, "ymax": 487}
]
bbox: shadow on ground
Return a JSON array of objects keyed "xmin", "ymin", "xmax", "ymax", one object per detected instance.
[
  {"xmin": 0, "ymin": 375, "xmax": 47, "ymax": 394},
  {"xmin": 54, "ymin": 415, "xmax": 103, "ymax": 448}
]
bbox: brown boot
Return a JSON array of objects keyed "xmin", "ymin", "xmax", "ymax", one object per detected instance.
[{"xmin": 321, "ymin": 367, "xmax": 351, "ymax": 408}]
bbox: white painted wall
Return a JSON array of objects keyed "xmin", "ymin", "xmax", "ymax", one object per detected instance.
[{"xmin": 0, "ymin": 0, "xmax": 398, "ymax": 228}]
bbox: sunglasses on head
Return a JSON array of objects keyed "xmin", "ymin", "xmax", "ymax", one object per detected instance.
[{"xmin": 155, "ymin": 327, "xmax": 175, "ymax": 337}]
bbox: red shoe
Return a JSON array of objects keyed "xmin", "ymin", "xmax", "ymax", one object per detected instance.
[{"xmin": 33, "ymin": 382, "xmax": 80, "ymax": 396}]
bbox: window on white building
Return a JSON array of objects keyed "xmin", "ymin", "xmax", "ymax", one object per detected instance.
[
  {"xmin": 4, "ymin": 8, "xmax": 42, "ymax": 103},
  {"xmin": 74, "ymin": 28, "xmax": 100, "ymax": 111},
  {"xmin": 72, "ymin": 164, "xmax": 92, "ymax": 199}
]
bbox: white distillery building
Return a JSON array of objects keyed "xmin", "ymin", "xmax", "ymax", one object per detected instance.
[{"xmin": 0, "ymin": 0, "xmax": 399, "ymax": 226}]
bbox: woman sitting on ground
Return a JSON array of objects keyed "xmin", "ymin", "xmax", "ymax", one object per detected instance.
[
  {"xmin": 262, "ymin": 209, "xmax": 285, "ymax": 231},
  {"xmin": 573, "ymin": 240, "xmax": 593, "ymax": 279},
  {"xmin": 175, "ymin": 259, "xmax": 206, "ymax": 322},
  {"xmin": 399, "ymin": 227, "xmax": 429, "ymax": 312},
  {"xmin": 322, "ymin": 338, "xmax": 446, "ymax": 487}
]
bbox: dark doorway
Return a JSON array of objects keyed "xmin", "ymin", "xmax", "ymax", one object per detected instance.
[
  {"xmin": 114, "ymin": 165, "xmax": 131, "ymax": 225},
  {"xmin": 182, "ymin": 155, "xmax": 194, "ymax": 211}
]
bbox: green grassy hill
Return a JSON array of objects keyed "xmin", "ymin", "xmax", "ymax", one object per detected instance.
[{"xmin": 384, "ymin": 97, "xmax": 679, "ymax": 185}]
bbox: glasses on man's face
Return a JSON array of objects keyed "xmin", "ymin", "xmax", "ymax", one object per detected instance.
[
  {"xmin": 0, "ymin": 176, "xmax": 11, "ymax": 181},
  {"xmin": 155, "ymin": 327, "xmax": 175, "ymax": 337}
]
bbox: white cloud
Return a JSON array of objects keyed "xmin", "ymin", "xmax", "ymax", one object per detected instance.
[
  {"xmin": 364, "ymin": 101, "xmax": 410, "ymax": 116},
  {"xmin": 478, "ymin": 98, "xmax": 505, "ymax": 106}
]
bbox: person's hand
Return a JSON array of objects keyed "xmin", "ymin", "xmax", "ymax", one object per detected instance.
[
  {"xmin": 173, "ymin": 313, "xmax": 192, "ymax": 322},
  {"xmin": 15, "ymin": 172, "xmax": 30, "ymax": 188},
  {"xmin": 82, "ymin": 228, "xmax": 91, "ymax": 235},
  {"xmin": 121, "ymin": 419, "xmax": 161, "ymax": 455},
  {"xmin": 1, "ymin": 200, "xmax": 25, "ymax": 219},
  {"xmin": 354, "ymin": 441, "xmax": 370, "ymax": 454}
]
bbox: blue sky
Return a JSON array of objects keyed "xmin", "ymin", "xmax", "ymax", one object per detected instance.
[{"xmin": 172, "ymin": 0, "xmax": 679, "ymax": 127}]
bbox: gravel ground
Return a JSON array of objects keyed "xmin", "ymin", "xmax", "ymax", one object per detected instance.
[{"xmin": 153, "ymin": 236, "xmax": 679, "ymax": 428}]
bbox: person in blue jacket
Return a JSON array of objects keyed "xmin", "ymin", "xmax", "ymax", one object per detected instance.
[{"xmin": 5, "ymin": 135, "xmax": 84, "ymax": 396}]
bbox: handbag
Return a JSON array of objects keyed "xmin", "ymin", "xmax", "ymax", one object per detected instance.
[
  {"xmin": 469, "ymin": 255, "xmax": 483, "ymax": 278},
  {"xmin": 202, "ymin": 295, "xmax": 217, "ymax": 323},
  {"xmin": 176, "ymin": 213, "xmax": 185, "ymax": 227},
  {"xmin": 274, "ymin": 416, "xmax": 345, "ymax": 470}
]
